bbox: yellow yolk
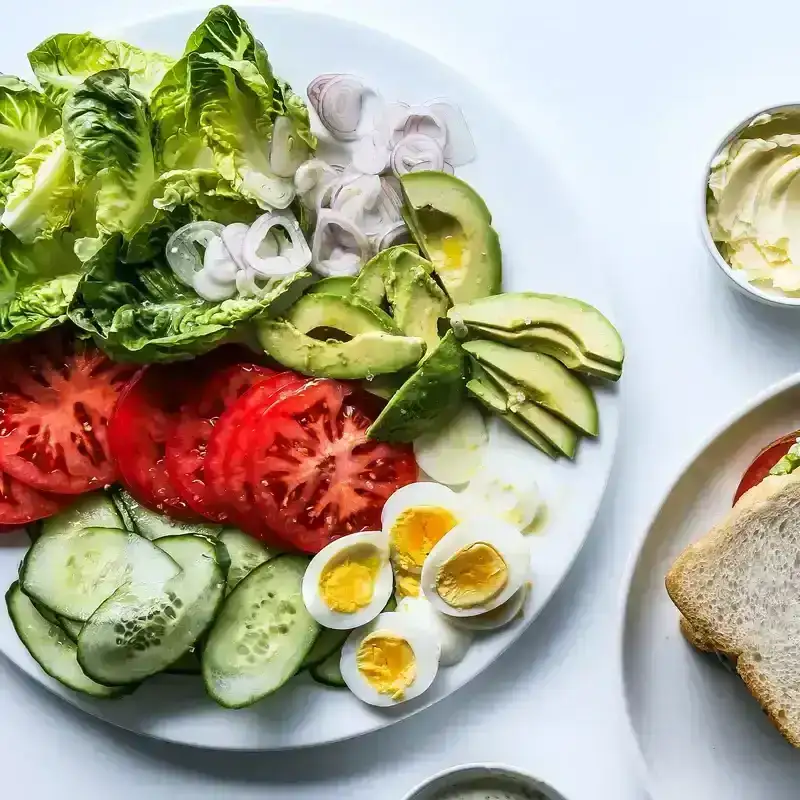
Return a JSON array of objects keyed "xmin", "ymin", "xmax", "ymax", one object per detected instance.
[
  {"xmin": 390, "ymin": 506, "xmax": 458, "ymax": 573},
  {"xmin": 394, "ymin": 571, "xmax": 421, "ymax": 599},
  {"xmin": 318, "ymin": 545, "xmax": 382, "ymax": 614},
  {"xmin": 435, "ymin": 542, "xmax": 509, "ymax": 609},
  {"xmin": 356, "ymin": 632, "xmax": 417, "ymax": 700}
]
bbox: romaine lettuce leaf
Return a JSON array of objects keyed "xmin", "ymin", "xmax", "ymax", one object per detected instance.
[
  {"xmin": 0, "ymin": 129, "xmax": 76, "ymax": 243},
  {"xmin": 273, "ymin": 78, "xmax": 316, "ymax": 152},
  {"xmin": 63, "ymin": 69, "xmax": 159, "ymax": 259},
  {"xmin": 28, "ymin": 32, "xmax": 174, "ymax": 106},
  {"xmin": 68, "ymin": 235, "xmax": 314, "ymax": 362},
  {"xmin": 0, "ymin": 230, "xmax": 83, "ymax": 340},
  {"xmin": 0, "ymin": 76, "xmax": 60, "ymax": 199}
]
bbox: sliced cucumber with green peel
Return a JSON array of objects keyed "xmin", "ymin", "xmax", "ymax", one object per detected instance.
[
  {"xmin": 58, "ymin": 616, "xmax": 83, "ymax": 642},
  {"xmin": 21, "ymin": 526, "xmax": 180, "ymax": 622},
  {"xmin": 42, "ymin": 493, "xmax": 125, "ymax": 539},
  {"xmin": 78, "ymin": 535, "xmax": 226, "ymax": 686},
  {"xmin": 6, "ymin": 582, "xmax": 128, "ymax": 698},
  {"xmin": 300, "ymin": 626, "xmax": 348, "ymax": 670},
  {"xmin": 219, "ymin": 529, "xmax": 280, "ymax": 593},
  {"xmin": 112, "ymin": 489, "xmax": 221, "ymax": 541},
  {"xmin": 203, "ymin": 555, "xmax": 318, "ymax": 709},
  {"xmin": 310, "ymin": 649, "xmax": 345, "ymax": 687}
]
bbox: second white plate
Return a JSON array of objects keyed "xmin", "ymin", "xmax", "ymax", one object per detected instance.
[{"xmin": 620, "ymin": 372, "xmax": 800, "ymax": 799}]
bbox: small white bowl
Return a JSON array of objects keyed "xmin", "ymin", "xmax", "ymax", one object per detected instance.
[
  {"xmin": 701, "ymin": 103, "xmax": 800, "ymax": 308},
  {"xmin": 401, "ymin": 763, "xmax": 568, "ymax": 800}
]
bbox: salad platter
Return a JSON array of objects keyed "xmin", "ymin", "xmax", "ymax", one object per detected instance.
[{"xmin": 0, "ymin": 5, "xmax": 622, "ymax": 749}]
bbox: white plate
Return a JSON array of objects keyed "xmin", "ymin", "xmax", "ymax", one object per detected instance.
[
  {"xmin": 620, "ymin": 372, "xmax": 800, "ymax": 798},
  {"xmin": 0, "ymin": 6, "xmax": 619, "ymax": 750}
]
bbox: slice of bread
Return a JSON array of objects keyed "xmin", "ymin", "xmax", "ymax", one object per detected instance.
[{"xmin": 666, "ymin": 471, "xmax": 800, "ymax": 748}]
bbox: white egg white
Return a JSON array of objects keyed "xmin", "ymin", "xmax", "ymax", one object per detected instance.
[
  {"xmin": 302, "ymin": 531, "xmax": 393, "ymax": 630},
  {"xmin": 461, "ymin": 461, "xmax": 542, "ymax": 531},
  {"xmin": 381, "ymin": 481, "xmax": 469, "ymax": 533},
  {"xmin": 397, "ymin": 595, "xmax": 473, "ymax": 666},
  {"xmin": 340, "ymin": 611, "xmax": 440, "ymax": 707},
  {"xmin": 451, "ymin": 584, "xmax": 530, "ymax": 631},
  {"xmin": 420, "ymin": 517, "xmax": 530, "ymax": 617},
  {"xmin": 413, "ymin": 404, "xmax": 488, "ymax": 486}
]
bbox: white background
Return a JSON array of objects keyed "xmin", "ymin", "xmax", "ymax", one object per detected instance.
[{"xmin": 2, "ymin": 0, "xmax": 799, "ymax": 797}]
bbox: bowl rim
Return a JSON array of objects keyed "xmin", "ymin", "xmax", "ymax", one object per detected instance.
[
  {"xmin": 700, "ymin": 102, "xmax": 800, "ymax": 308},
  {"xmin": 400, "ymin": 762, "xmax": 570, "ymax": 800}
]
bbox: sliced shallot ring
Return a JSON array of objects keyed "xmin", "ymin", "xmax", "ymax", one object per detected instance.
[
  {"xmin": 166, "ymin": 221, "xmax": 225, "ymax": 288},
  {"xmin": 391, "ymin": 134, "xmax": 445, "ymax": 176},
  {"xmin": 312, "ymin": 210, "xmax": 372, "ymax": 277},
  {"xmin": 204, "ymin": 236, "xmax": 238, "ymax": 283},
  {"xmin": 221, "ymin": 223, "xmax": 249, "ymax": 271},
  {"xmin": 308, "ymin": 74, "xmax": 367, "ymax": 142},
  {"xmin": 193, "ymin": 268, "xmax": 236, "ymax": 302},
  {"xmin": 427, "ymin": 99, "xmax": 476, "ymax": 166},
  {"xmin": 243, "ymin": 211, "xmax": 311, "ymax": 278},
  {"xmin": 402, "ymin": 106, "xmax": 447, "ymax": 148},
  {"xmin": 377, "ymin": 221, "xmax": 412, "ymax": 251},
  {"xmin": 351, "ymin": 128, "xmax": 391, "ymax": 175}
]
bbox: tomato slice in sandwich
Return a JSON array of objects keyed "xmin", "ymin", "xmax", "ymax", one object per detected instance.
[{"xmin": 734, "ymin": 431, "xmax": 800, "ymax": 505}]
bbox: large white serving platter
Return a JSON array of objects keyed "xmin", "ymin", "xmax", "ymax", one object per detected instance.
[
  {"xmin": 621, "ymin": 372, "xmax": 800, "ymax": 799},
  {"xmin": 0, "ymin": 5, "xmax": 619, "ymax": 750}
]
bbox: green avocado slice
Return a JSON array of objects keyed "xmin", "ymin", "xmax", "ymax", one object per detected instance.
[
  {"xmin": 401, "ymin": 171, "xmax": 502, "ymax": 304},
  {"xmin": 450, "ymin": 292, "xmax": 623, "ymax": 367},
  {"xmin": 307, "ymin": 277, "xmax": 355, "ymax": 297},
  {"xmin": 367, "ymin": 330, "xmax": 466, "ymax": 442},
  {"xmin": 284, "ymin": 293, "xmax": 400, "ymax": 337},
  {"xmin": 389, "ymin": 264, "xmax": 449, "ymax": 352},
  {"xmin": 464, "ymin": 339, "xmax": 598, "ymax": 437},
  {"xmin": 350, "ymin": 245, "xmax": 423, "ymax": 306},
  {"xmin": 257, "ymin": 320, "xmax": 424, "ymax": 380}
]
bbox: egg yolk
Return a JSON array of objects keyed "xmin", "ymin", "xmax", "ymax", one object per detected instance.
[
  {"xmin": 356, "ymin": 632, "xmax": 417, "ymax": 700},
  {"xmin": 318, "ymin": 544, "xmax": 382, "ymax": 614},
  {"xmin": 435, "ymin": 542, "xmax": 509, "ymax": 609},
  {"xmin": 390, "ymin": 506, "xmax": 458, "ymax": 573}
]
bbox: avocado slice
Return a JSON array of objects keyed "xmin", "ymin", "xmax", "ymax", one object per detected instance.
[
  {"xmin": 389, "ymin": 264, "xmax": 450, "ymax": 352},
  {"xmin": 367, "ymin": 330, "xmax": 466, "ymax": 442},
  {"xmin": 351, "ymin": 245, "xmax": 423, "ymax": 306},
  {"xmin": 473, "ymin": 360, "xmax": 578, "ymax": 458},
  {"xmin": 467, "ymin": 324, "xmax": 621, "ymax": 382},
  {"xmin": 361, "ymin": 372, "xmax": 408, "ymax": 400},
  {"xmin": 464, "ymin": 339, "xmax": 598, "ymax": 437},
  {"xmin": 401, "ymin": 172, "xmax": 502, "ymax": 304},
  {"xmin": 450, "ymin": 293, "xmax": 623, "ymax": 367},
  {"xmin": 284, "ymin": 293, "xmax": 400, "ymax": 337},
  {"xmin": 257, "ymin": 320, "xmax": 424, "ymax": 380},
  {"xmin": 308, "ymin": 277, "xmax": 355, "ymax": 297},
  {"xmin": 466, "ymin": 375, "xmax": 558, "ymax": 459}
]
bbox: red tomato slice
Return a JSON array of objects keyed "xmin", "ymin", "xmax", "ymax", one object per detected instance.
[
  {"xmin": 733, "ymin": 431, "xmax": 800, "ymax": 505},
  {"xmin": 0, "ymin": 331, "xmax": 138, "ymax": 495},
  {"xmin": 205, "ymin": 372, "xmax": 309, "ymax": 542},
  {"xmin": 165, "ymin": 363, "xmax": 275, "ymax": 521},
  {"xmin": 249, "ymin": 380, "xmax": 417, "ymax": 553},
  {"xmin": 0, "ymin": 467, "xmax": 67, "ymax": 526}
]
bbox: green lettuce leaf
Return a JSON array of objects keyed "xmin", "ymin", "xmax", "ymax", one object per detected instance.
[
  {"xmin": 0, "ymin": 129, "xmax": 76, "ymax": 243},
  {"xmin": 0, "ymin": 230, "xmax": 83, "ymax": 340},
  {"xmin": 28, "ymin": 32, "xmax": 174, "ymax": 106},
  {"xmin": 68, "ymin": 235, "xmax": 314, "ymax": 362},
  {"xmin": 63, "ymin": 69, "xmax": 159, "ymax": 259},
  {"xmin": 0, "ymin": 76, "xmax": 60, "ymax": 198},
  {"xmin": 273, "ymin": 78, "xmax": 316, "ymax": 152}
]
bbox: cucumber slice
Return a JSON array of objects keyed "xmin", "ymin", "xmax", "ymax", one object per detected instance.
[
  {"xmin": 112, "ymin": 489, "xmax": 221, "ymax": 540},
  {"xmin": 78, "ymin": 535, "xmax": 226, "ymax": 686},
  {"xmin": 21, "ymin": 527, "xmax": 180, "ymax": 623},
  {"xmin": 310, "ymin": 649, "xmax": 345, "ymax": 687},
  {"xmin": 42, "ymin": 493, "xmax": 125, "ymax": 539},
  {"xmin": 58, "ymin": 616, "xmax": 83, "ymax": 642},
  {"xmin": 300, "ymin": 627, "xmax": 348, "ymax": 670},
  {"xmin": 219, "ymin": 529, "xmax": 280, "ymax": 593},
  {"xmin": 6, "ymin": 582, "xmax": 128, "ymax": 698},
  {"xmin": 203, "ymin": 555, "xmax": 318, "ymax": 708}
]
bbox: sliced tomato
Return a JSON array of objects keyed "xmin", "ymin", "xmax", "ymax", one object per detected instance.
[
  {"xmin": 165, "ymin": 363, "xmax": 275, "ymax": 521},
  {"xmin": 0, "ymin": 331, "xmax": 138, "ymax": 495},
  {"xmin": 205, "ymin": 372, "xmax": 309, "ymax": 542},
  {"xmin": 0, "ymin": 467, "xmax": 67, "ymax": 526},
  {"xmin": 248, "ymin": 380, "xmax": 417, "ymax": 553},
  {"xmin": 733, "ymin": 431, "xmax": 800, "ymax": 505}
]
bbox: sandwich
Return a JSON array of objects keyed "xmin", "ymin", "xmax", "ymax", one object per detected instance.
[{"xmin": 666, "ymin": 437, "xmax": 800, "ymax": 747}]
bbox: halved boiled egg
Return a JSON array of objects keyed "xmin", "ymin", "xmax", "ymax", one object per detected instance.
[
  {"xmin": 397, "ymin": 595, "xmax": 473, "ymax": 666},
  {"xmin": 451, "ymin": 583, "xmax": 530, "ymax": 631},
  {"xmin": 461, "ymin": 460, "xmax": 542, "ymax": 531},
  {"xmin": 381, "ymin": 482, "xmax": 469, "ymax": 600},
  {"xmin": 302, "ymin": 531, "xmax": 393, "ymax": 630},
  {"xmin": 420, "ymin": 518, "xmax": 530, "ymax": 617},
  {"xmin": 340, "ymin": 611, "xmax": 440, "ymax": 706}
]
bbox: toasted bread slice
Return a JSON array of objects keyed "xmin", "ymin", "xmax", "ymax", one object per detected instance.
[{"xmin": 666, "ymin": 471, "xmax": 800, "ymax": 748}]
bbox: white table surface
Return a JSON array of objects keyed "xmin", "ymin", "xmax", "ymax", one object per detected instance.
[{"xmin": 2, "ymin": 0, "xmax": 798, "ymax": 796}]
